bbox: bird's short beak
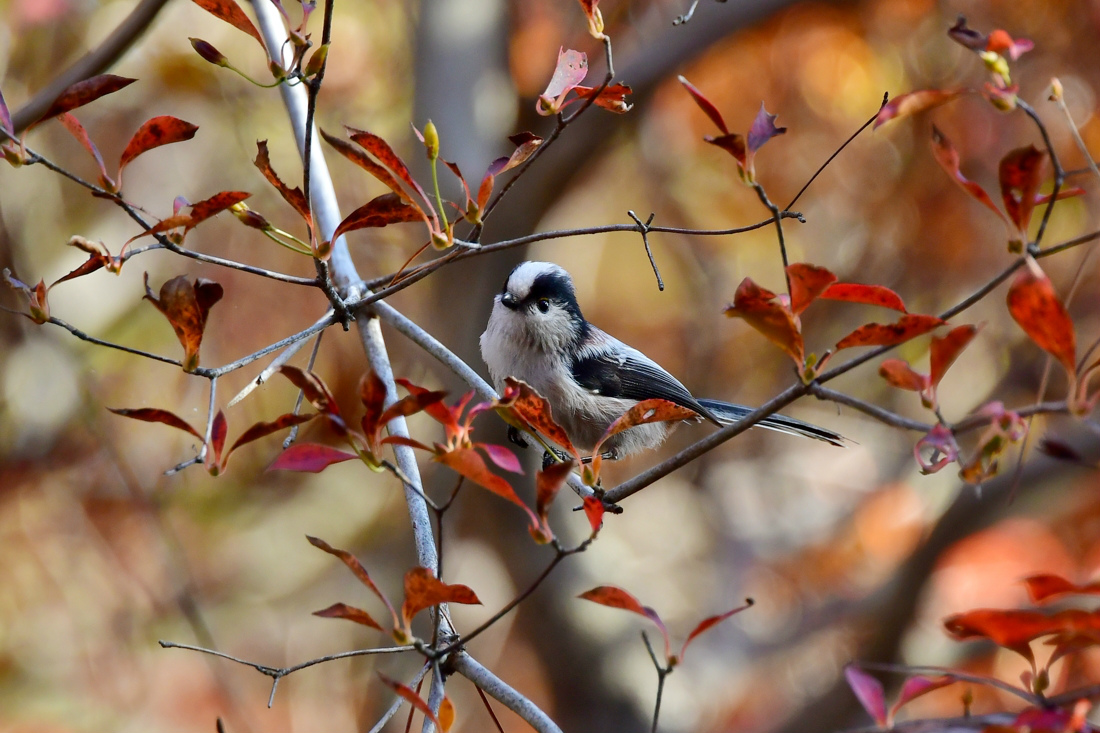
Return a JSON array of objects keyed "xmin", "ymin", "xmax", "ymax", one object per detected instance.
[{"xmin": 500, "ymin": 292, "xmax": 519, "ymax": 310}]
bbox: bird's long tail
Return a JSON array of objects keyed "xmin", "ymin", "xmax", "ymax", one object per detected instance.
[{"xmin": 696, "ymin": 399, "xmax": 846, "ymax": 447}]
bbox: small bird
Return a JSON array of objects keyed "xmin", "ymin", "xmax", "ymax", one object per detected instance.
[{"xmin": 479, "ymin": 261, "xmax": 844, "ymax": 459}]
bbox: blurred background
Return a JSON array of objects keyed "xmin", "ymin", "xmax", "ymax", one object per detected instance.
[{"xmin": 2, "ymin": 0, "xmax": 1100, "ymax": 731}]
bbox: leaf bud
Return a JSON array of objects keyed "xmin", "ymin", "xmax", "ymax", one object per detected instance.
[
  {"xmin": 423, "ymin": 120, "xmax": 440, "ymax": 161},
  {"xmin": 189, "ymin": 38, "xmax": 229, "ymax": 67},
  {"xmin": 1049, "ymin": 77, "xmax": 1063, "ymax": 102}
]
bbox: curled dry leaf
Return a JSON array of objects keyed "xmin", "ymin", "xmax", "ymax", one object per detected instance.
[
  {"xmin": 143, "ymin": 273, "xmax": 223, "ymax": 372},
  {"xmin": 914, "ymin": 423, "xmax": 958, "ymax": 475},
  {"xmin": 254, "ymin": 140, "xmax": 310, "ymax": 223},
  {"xmin": 2, "ymin": 269, "xmax": 50, "ymax": 324},
  {"xmin": 573, "ymin": 83, "xmax": 633, "ymax": 113}
]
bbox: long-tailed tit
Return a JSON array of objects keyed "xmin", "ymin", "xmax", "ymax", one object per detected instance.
[{"xmin": 479, "ymin": 261, "xmax": 844, "ymax": 459}]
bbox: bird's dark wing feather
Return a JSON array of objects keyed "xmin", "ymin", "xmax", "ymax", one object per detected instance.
[{"xmin": 571, "ymin": 347, "xmax": 717, "ymax": 422}]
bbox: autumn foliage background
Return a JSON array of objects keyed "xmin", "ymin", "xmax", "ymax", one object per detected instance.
[{"xmin": 2, "ymin": 0, "xmax": 1100, "ymax": 732}]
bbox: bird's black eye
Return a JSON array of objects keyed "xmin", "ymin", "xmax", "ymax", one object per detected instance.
[{"xmin": 536, "ymin": 298, "xmax": 551, "ymax": 313}]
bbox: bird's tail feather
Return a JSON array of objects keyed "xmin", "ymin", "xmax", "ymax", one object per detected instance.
[{"xmin": 696, "ymin": 399, "xmax": 846, "ymax": 447}]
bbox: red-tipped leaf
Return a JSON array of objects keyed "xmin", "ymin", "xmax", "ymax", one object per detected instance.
[
  {"xmin": 269, "ymin": 443, "xmax": 357, "ymax": 472},
  {"xmin": 107, "ymin": 407, "xmax": 202, "ymax": 440}
]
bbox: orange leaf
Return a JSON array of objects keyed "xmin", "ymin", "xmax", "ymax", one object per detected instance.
[
  {"xmin": 931, "ymin": 126, "xmax": 1008, "ymax": 226},
  {"xmin": 786, "ymin": 263, "xmax": 837, "ymax": 315},
  {"xmin": 435, "ymin": 448, "xmax": 539, "ymax": 527},
  {"xmin": 1024, "ymin": 574, "xmax": 1100, "ymax": 604},
  {"xmin": 35, "ymin": 74, "xmax": 136, "ymax": 125},
  {"xmin": 118, "ymin": 116, "xmax": 199, "ymax": 180},
  {"xmin": 143, "ymin": 273, "xmax": 223, "ymax": 371},
  {"xmin": 321, "ymin": 129, "xmax": 420, "ymax": 209},
  {"xmin": 533, "ymin": 459, "xmax": 576, "ymax": 542},
  {"xmin": 307, "ymin": 536, "xmax": 400, "ymax": 628},
  {"xmin": 1006, "ymin": 257, "xmax": 1076, "ymax": 376},
  {"xmin": 313, "ymin": 602, "xmax": 383, "ymax": 631},
  {"xmin": 878, "ymin": 360, "xmax": 929, "ymax": 393},
  {"xmin": 280, "ymin": 366, "xmax": 342, "ymax": 418},
  {"xmin": 378, "ymin": 674, "xmax": 441, "ymax": 728},
  {"xmin": 438, "ymin": 696, "xmax": 456, "ymax": 732},
  {"xmin": 579, "ymin": 586, "xmax": 670, "ymax": 659},
  {"xmin": 582, "ymin": 496, "xmax": 605, "ymax": 535},
  {"xmin": 186, "ymin": 190, "xmax": 252, "ymax": 229},
  {"xmin": 346, "ymin": 127, "xmax": 434, "ymax": 217},
  {"xmin": 496, "ymin": 378, "xmax": 580, "ymax": 459},
  {"xmin": 820, "ymin": 283, "xmax": 907, "ymax": 313},
  {"xmin": 572, "ymin": 83, "xmax": 633, "ymax": 113},
  {"xmin": 401, "ymin": 567, "xmax": 481, "ymax": 626},
  {"xmin": 930, "ymin": 324, "xmax": 981, "ymax": 387},
  {"xmin": 724, "ymin": 277, "xmax": 804, "ymax": 365},
  {"xmin": 835, "ymin": 314, "xmax": 945, "ymax": 350},
  {"xmin": 874, "ymin": 89, "xmax": 964, "ymax": 128},
  {"xmin": 576, "ymin": 0, "xmax": 605, "ymax": 39},
  {"xmin": 588, "ymin": 399, "xmax": 699, "ymax": 482}
]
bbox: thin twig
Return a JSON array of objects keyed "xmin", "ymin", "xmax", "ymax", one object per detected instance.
[
  {"xmin": 627, "ymin": 211, "xmax": 663, "ymax": 290},
  {"xmin": 641, "ymin": 631, "xmax": 671, "ymax": 733}
]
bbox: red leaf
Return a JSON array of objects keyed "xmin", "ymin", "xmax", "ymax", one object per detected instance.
[
  {"xmin": 537, "ymin": 48, "xmax": 588, "ymax": 116},
  {"xmin": 844, "ymin": 665, "xmax": 887, "ymax": 727},
  {"xmin": 578, "ymin": 586, "xmax": 670, "ymax": 658},
  {"xmin": 786, "ymin": 263, "xmax": 837, "ymax": 315},
  {"xmin": 306, "ymin": 536, "xmax": 400, "ymax": 628},
  {"xmin": 746, "ymin": 102, "xmax": 786, "ymax": 153},
  {"xmin": 878, "ymin": 359, "xmax": 929, "ymax": 393},
  {"xmin": 985, "ymin": 29, "xmax": 1034, "ymax": 60},
  {"xmin": 704, "ymin": 132, "xmax": 747, "ymax": 169},
  {"xmin": 107, "ymin": 407, "xmax": 202, "ymax": 440},
  {"xmin": 479, "ymin": 443, "xmax": 522, "ymax": 474},
  {"xmin": 401, "ymin": 567, "xmax": 481, "ymax": 626},
  {"xmin": 377, "ymin": 390, "xmax": 449, "ymax": 431},
  {"xmin": 209, "ymin": 410, "xmax": 228, "ymax": 469},
  {"xmin": 930, "ymin": 324, "xmax": 980, "ymax": 388},
  {"xmin": 679, "ymin": 599, "xmax": 753, "ymax": 661},
  {"xmin": 724, "ymin": 278, "xmax": 804, "ymax": 366},
  {"xmin": 321, "ymin": 128, "xmax": 421, "ymax": 210},
  {"xmin": 190, "ymin": 0, "xmax": 265, "ymax": 47},
  {"xmin": 35, "ymin": 74, "xmax": 136, "ymax": 124},
  {"xmin": 378, "ymin": 673, "xmax": 441, "ymax": 729},
  {"xmin": 678, "ymin": 75, "xmax": 728, "ymax": 134},
  {"xmin": 821, "ymin": 283, "xmax": 908, "ymax": 313},
  {"xmin": 313, "ymin": 602, "xmax": 383, "ymax": 631},
  {"xmin": 1035, "ymin": 187, "xmax": 1086, "ymax": 206},
  {"xmin": 187, "ymin": 190, "xmax": 252, "ymax": 229},
  {"xmin": 224, "ymin": 412, "xmax": 316, "ymax": 464},
  {"xmin": 332, "ymin": 193, "xmax": 424, "ymax": 241},
  {"xmin": 835, "ymin": 314, "xmax": 945, "ymax": 350},
  {"xmin": 582, "ymin": 496, "xmax": 605, "ymax": 535},
  {"xmin": 143, "ymin": 273, "xmax": 223, "ymax": 371},
  {"xmin": 999, "ymin": 145, "xmax": 1045, "ymax": 235},
  {"xmin": 0, "ymin": 86, "xmax": 12, "ymax": 136},
  {"xmin": 931, "ymin": 126, "xmax": 1008, "ymax": 225},
  {"xmin": 941, "ymin": 608, "xmax": 1100, "ymax": 662},
  {"xmin": 57, "ymin": 113, "xmax": 113, "ymax": 190},
  {"xmin": 435, "ymin": 448, "xmax": 539, "ymax": 527},
  {"xmin": 1024, "ymin": 574, "xmax": 1100, "ymax": 604},
  {"xmin": 496, "ymin": 378, "xmax": 580, "ymax": 459},
  {"xmin": 254, "ymin": 140, "xmax": 311, "ymax": 223},
  {"xmin": 874, "ymin": 89, "xmax": 963, "ymax": 128},
  {"xmin": 533, "ymin": 459, "xmax": 576, "ymax": 542},
  {"xmin": 280, "ymin": 366, "xmax": 342, "ymax": 418},
  {"xmin": 890, "ymin": 676, "xmax": 956, "ymax": 723},
  {"xmin": 914, "ymin": 424, "xmax": 958, "ymax": 474},
  {"xmin": 118, "ymin": 116, "xmax": 199, "ymax": 179},
  {"xmin": 572, "ymin": 83, "xmax": 634, "ymax": 114},
  {"xmin": 1006, "ymin": 257, "xmax": 1076, "ymax": 376},
  {"xmin": 346, "ymin": 127, "xmax": 434, "ymax": 216},
  {"xmin": 269, "ymin": 444, "xmax": 357, "ymax": 472}
]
